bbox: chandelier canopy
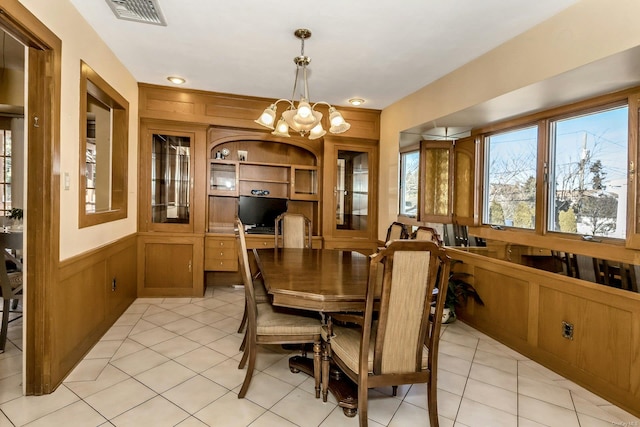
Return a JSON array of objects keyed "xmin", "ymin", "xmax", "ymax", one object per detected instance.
[{"xmin": 254, "ymin": 28, "xmax": 351, "ymax": 140}]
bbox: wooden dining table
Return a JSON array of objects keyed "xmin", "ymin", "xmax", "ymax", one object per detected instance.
[
  {"xmin": 254, "ymin": 247, "xmax": 373, "ymax": 312},
  {"xmin": 253, "ymin": 247, "xmax": 373, "ymax": 416}
]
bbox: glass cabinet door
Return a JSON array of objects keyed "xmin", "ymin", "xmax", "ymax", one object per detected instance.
[
  {"xmin": 335, "ymin": 149, "xmax": 369, "ymax": 231},
  {"xmin": 151, "ymin": 132, "xmax": 192, "ymax": 227}
]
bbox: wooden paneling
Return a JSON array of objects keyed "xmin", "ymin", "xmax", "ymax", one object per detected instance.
[
  {"xmin": 140, "ymin": 84, "xmax": 381, "ymax": 141},
  {"xmin": 53, "ymin": 235, "xmax": 137, "ymax": 389},
  {"xmin": 451, "ymin": 248, "xmax": 640, "ymax": 417},
  {"xmin": 469, "ymin": 267, "xmax": 529, "ymax": 341}
]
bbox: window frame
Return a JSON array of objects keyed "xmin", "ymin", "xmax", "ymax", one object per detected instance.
[
  {"xmin": 398, "ymin": 144, "xmax": 420, "ymax": 220},
  {"xmin": 475, "ymin": 88, "xmax": 637, "ymax": 248},
  {"xmin": 78, "ymin": 61, "xmax": 129, "ymax": 228}
]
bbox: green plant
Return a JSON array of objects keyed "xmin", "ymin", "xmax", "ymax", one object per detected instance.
[
  {"xmin": 446, "ymin": 260, "xmax": 484, "ymax": 316},
  {"xmin": 8, "ymin": 208, "xmax": 23, "ymax": 220}
]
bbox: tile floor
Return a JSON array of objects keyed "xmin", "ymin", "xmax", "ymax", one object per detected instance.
[{"xmin": 0, "ymin": 286, "xmax": 638, "ymax": 426}]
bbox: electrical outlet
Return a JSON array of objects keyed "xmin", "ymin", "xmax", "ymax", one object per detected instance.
[{"xmin": 562, "ymin": 321, "xmax": 574, "ymax": 340}]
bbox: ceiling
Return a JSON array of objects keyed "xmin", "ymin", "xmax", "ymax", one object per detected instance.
[{"xmin": 68, "ymin": 0, "xmax": 580, "ymax": 112}]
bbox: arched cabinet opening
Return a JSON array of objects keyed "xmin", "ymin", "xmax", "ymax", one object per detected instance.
[{"xmin": 206, "ymin": 127, "xmax": 322, "ymax": 237}]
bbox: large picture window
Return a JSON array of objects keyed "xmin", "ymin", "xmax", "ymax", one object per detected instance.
[
  {"xmin": 548, "ymin": 105, "xmax": 628, "ymax": 238},
  {"xmin": 483, "ymin": 126, "xmax": 538, "ymax": 229}
]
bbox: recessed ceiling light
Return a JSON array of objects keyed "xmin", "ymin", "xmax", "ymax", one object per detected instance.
[
  {"xmin": 167, "ymin": 76, "xmax": 186, "ymax": 85},
  {"xmin": 349, "ymin": 98, "xmax": 365, "ymax": 106}
]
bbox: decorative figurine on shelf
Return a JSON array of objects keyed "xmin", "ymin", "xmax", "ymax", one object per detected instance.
[
  {"xmin": 221, "ymin": 148, "xmax": 230, "ymax": 159},
  {"xmin": 215, "ymin": 151, "xmax": 222, "ymax": 159}
]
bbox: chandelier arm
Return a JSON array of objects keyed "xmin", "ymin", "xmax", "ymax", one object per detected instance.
[
  {"xmin": 311, "ymin": 101, "xmax": 333, "ymax": 109},
  {"xmin": 273, "ymin": 99, "xmax": 295, "ymax": 107}
]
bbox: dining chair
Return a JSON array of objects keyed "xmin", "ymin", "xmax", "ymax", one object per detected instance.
[
  {"xmin": 384, "ymin": 221, "xmax": 409, "ymax": 243},
  {"xmin": 274, "ymin": 212, "xmax": 312, "ymax": 248},
  {"xmin": 321, "ymin": 240, "xmax": 451, "ymax": 427},
  {"xmin": 410, "ymin": 225, "xmax": 443, "ymax": 245},
  {"xmin": 235, "ymin": 218, "xmax": 323, "ymax": 398},
  {"xmin": 0, "ymin": 238, "xmax": 23, "ymax": 353}
]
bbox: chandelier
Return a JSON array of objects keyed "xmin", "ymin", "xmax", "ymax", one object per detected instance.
[{"xmin": 254, "ymin": 28, "xmax": 351, "ymax": 140}]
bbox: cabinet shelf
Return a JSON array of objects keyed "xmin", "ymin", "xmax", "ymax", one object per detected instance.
[{"xmin": 240, "ymin": 178, "xmax": 290, "ymax": 184}]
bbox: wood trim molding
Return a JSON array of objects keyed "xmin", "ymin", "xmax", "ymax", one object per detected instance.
[{"xmin": 0, "ymin": 1, "xmax": 62, "ymax": 395}]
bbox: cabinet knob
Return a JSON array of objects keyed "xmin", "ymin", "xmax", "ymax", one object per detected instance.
[
  {"xmin": 220, "ymin": 252, "xmax": 224, "ymax": 256},
  {"xmin": 263, "ymin": 242, "xmax": 268, "ymax": 246},
  {"xmin": 219, "ymin": 242, "xmax": 225, "ymax": 246}
]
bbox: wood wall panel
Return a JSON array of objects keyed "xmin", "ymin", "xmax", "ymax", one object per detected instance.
[
  {"xmin": 451, "ymin": 248, "xmax": 640, "ymax": 417},
  {"xmin": 469, "ymin": 267, "xmax": 529, "ymax": 341},
  {"xmin": 139, "ymin": 83, "xmax": 381, "ymax": 141},
  {"xmin": 53, "ymin": 235, "xmax": 137, "ymax": 389}
]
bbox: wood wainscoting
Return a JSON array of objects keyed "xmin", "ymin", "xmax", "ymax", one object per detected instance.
[
  {"xmin": 449, "ymin": 248, "xmax": 640, "ymax": 417},
  {"xmin": 54, "ymin": 234, "xmax": 137, "ymax": 389}
]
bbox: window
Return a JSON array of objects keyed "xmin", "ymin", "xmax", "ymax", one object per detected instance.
[
  {"xmin": 0, "ymin": 129, "xmax": 11, "ymax": 217},
  {"xmin": 548, "ymin": 105, "xmax": 628, "ymax": 238},
  {"xmin": 399, "ymin": 149, "xmax": 419, "ymax": 218},
  {"xmin": 79, "ymin": 61, "xmax": 128, "ymax": 228},
  {"xmin": 483, "ymin": 126, "xmax": 538, "ymax": 229}
]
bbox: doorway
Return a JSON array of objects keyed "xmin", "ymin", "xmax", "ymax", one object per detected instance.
[{"xmin": 0, "ymin": 2, "xmax": 61, "ymax": 395}]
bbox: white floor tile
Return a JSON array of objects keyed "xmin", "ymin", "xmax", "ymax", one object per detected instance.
[
  {"xmin": 134, "ymin": 360, "xmax": 196, "ymax": 393},
  {"xmin": 111, "ymin": 395, "xmax": 190, "ymax": 427},
  {"xmin": 2, "ymin": 288, "xmax": 637, "ymax": 427},
  {"xmin": 0, "ymin": 385, "xmax": 80, "ymax": 426},
  {"xmin": 174, "ymin": 346, "xmax": 228, "ymax": 373},
  {"xmin": 468, "ymin": 363, "xmax": 517, "ymax": 392},
  {"xmin": 84, "ymin": 378, "xmax": 156, "ymax": 420},
  {"xmin": 22, "ymin": 400, "xmax": 107, "ymax": 427},
  {"xmin": 110, "ymin": 347, "xmax": 169, "ymax": 376},
  {"xmin": 456, "ymin": 398, "xmax": 517, "ymax": 427},
  {"xmin": 270, "ymin": 388, "xmax": 335, "ymax": 427},
  {"xmin": 150, "ymin": 335, "xmax": 202, "ymax": 359},
  {"xmin": 162, "ymin": 375, "xmax": 227, "ymax": 414},
  {"xmin": 240, "ymin": 371, "xmax": 296, "ymax": 408},
  {"xmin": 194, "ymin": 391, "xmax": 265, "ymax": 427},
  {"xmin": 518, "ymin": 395, "xmax": 580, "ymax": 427}
]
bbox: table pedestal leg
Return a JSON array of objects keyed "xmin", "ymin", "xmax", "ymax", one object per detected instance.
[{"xmin": 289, "ymin": 356, "xmax": 358, "ymax": 417}]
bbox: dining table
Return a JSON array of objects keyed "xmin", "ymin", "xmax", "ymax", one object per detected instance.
[{"xmin": 253, "ymin": 247, "xmax": 374, "ymax": 416}]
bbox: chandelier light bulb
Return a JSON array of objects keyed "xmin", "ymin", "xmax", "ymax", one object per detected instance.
[{"xmin": 297, "ymin": 100, "xmax": 312, "ymax": 118}]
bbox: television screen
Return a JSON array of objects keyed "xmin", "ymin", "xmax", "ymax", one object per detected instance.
[{"xmin": 238, "ymin": 196, "xmax": 288, "ymax": 228}]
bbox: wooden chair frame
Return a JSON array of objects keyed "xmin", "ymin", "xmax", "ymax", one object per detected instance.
[
  {"xmin": 322, "ymin": 240, "xmax": 451, "ymax": 426},
  {"xmin": 235, "ymin": 219, "xmax": 322, "ymax": 398}
]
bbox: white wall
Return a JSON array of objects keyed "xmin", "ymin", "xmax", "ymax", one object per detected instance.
[
  {"xmin": 18, "ymin": 0, "xmax": 138, "ymax": 260},
  {"xmin": 378, "ymin": 0, "xmax": 640, "ymax": 239}
]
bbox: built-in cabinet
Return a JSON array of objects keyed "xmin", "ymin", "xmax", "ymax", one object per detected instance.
[
  {"xmin": 323, "ymin": 136, "xmax": 379, "ymax": 253},
  {"xmin": 137, "ymin": 84, "xmax": 381, "ymax": 294},
  {"xmin": 137, "ymin": 120, "xmax": 207, "ymax": 296}
]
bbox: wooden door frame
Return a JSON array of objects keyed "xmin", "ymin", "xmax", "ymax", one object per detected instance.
[{"xmin": 0, "ymin": 1, "xmax": 61, "ymax": 394}]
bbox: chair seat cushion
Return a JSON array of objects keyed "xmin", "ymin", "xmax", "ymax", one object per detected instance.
[
  {"xmin": 257, "ymin": 303, "xmax": 321, "ymax": 336},
  {"xmin": 254, "ymin": 278, "xmax": 270, "ymax": 303},
  {"xmin": 7, "ymin": 272, "xmax": 22, "ymax": 292},
  {"xmin": 328, "ymin": 323, "xmax": 428, "ymax": 374}
]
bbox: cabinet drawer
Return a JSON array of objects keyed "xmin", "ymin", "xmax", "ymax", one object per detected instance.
[
  {"xmin": 246, "ymin": 238, "xmax": 275, "ymax": 249},
  {"xmin": 205, "ymin": 257, "xmax": 238, "ymax": 271},
  {"xmin": 206, "ymin": 247, "xmax": 236, "ymax": 260}
]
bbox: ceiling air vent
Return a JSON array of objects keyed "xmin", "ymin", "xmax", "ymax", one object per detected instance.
[{"xmin": 105, "ymin": 0, "xmax": 167, "ymax": 26}]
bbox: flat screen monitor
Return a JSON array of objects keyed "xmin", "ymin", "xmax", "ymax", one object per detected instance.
[{"xmin": 238, "ymin": 196, "xmax": 288, "ymax": 227}]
